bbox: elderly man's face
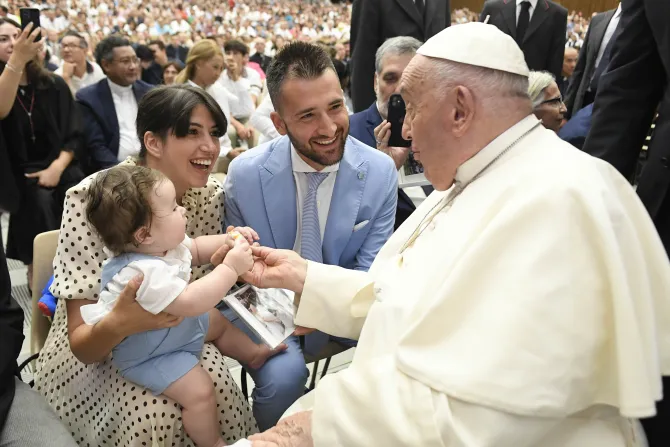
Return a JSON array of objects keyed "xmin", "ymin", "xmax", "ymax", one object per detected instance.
[
  {"xmin": 375, "ymin": 52, "xmax": 414, "ymax": 119},
  {"xmin": 563, "ymin": 48, "xmax": 578, "ymax": 77},
  {"xmin": 271, "ymin": 69, "xmax": 349, "ymax": 170},
  {"xmin": 400, "ymin": 56, "xmax": 453, "ymax": 190}
]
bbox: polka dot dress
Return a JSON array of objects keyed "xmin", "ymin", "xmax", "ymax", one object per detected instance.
[{"xmin": 35, "ymin": 159, "xmax": 258, "ymax": 446}]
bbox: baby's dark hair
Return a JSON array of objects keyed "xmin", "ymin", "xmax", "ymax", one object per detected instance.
[{"xmin": 85, "ymin": 165, "xmax": 166, "ymax": 254}]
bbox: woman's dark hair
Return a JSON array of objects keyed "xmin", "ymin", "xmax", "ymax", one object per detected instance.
[
  {"xmin": 136, "ymin": 85, "xmax": 228, "ymax": 159},
  {"xmin": 0, "ymin": 18, "xmax": 52, "ymax": 89}
]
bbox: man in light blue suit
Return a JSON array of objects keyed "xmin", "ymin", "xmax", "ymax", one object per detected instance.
[{"xmin": 222, "ymin": 42, "xmax": 398, "ymax": 430}]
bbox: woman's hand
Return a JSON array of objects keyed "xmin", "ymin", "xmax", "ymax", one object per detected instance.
[
  {"xmin": 373, "ymin": 120, "xmax": 411, "ymax": 170},
  {"xmin": 108, "ymin": 275, "xmax": 183, "ymax": 337},
  {"xmin": 240, "ymin": 246, "xmax": 308, "ymax": 293},
  {"xmin": 227, "ymin": 225, "xmax": 260, "ymax": 245},
  {"xmin": 8, "ymin": 23, "xmax": 43, "ymax": 69},
  {"xmin": 249, "ymin": 411, "xmax": 313, "ymax": 447},
  {"xmin": 25, "ymin": 164, "xmax": 63, "ymax": 188}
]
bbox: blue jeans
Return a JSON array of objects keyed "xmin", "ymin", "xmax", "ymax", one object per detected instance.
[{"xmin": 222, "ymin": 307, "xmax": 309, "ymax": 431}]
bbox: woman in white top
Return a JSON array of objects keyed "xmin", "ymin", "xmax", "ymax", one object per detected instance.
[{"xmin": 176, "ymin": 40, "xmax": 241, "ymax": 160}]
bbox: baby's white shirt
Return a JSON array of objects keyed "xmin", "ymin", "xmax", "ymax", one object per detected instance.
[{"xmin": 80, "ymin": 237, "xmax": 193, "ymax": 325}]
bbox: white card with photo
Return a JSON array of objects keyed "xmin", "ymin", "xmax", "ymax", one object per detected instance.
[
  {"xmin": 224, "ymin": 285, "xmax": 297, "ymax": 349},
  {"xmin": 398, "ymin": 156, "xmax": 430, "ymax": 187}
]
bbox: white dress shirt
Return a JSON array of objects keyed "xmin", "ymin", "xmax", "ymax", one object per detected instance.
[
  {"xmin": 291, "ymin": 145, "xmax": 339, "ymax": 255},
  {"xmin": 187, "ymin": 80, "xmax": 234, "ymax": 157},
  {"xmin": 595, "ymin": 3, "xmax": 623, "ymax": 69},
  {"xmin": 516, "ymin": 0, "xmax": 538, "ymax": 24},
  {"xmin": 217, "ymin": 71, "xmax": 256, "ymax": 119},
  {"xmin": 55, "ymin": 61, "xmax": 105, "ymax": 95},
  {"xmin": 108, "ymin": 79, "xmax": 141, "ymax": 162},
  {"xmin": 249, "ymin": 94, "xmax": 280, "ymax": 145}
]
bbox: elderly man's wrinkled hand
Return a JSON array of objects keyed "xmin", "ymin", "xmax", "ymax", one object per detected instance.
[{"xmin": 249, "ymin": 411, "xmax": 313, "ymax": 447}]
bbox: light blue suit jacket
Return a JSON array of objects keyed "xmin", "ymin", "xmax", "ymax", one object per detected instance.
[{"xmin": 223, "ymin": 135, "xmax": 398, "ymax": 271}]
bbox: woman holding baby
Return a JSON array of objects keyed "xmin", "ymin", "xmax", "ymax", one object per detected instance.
[{"xmin": 35, "ymin": 85, "xmax": 270, "ymax": 446}]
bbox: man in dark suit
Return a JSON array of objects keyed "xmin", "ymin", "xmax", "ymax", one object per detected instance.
[
  {"xmin": 77, "ymin": 36, "xmax": 152, "ymax": 173},
  {"xmin": 249, "ymin": 37, "xmax": 272, "ymax": 74},
  {"xmin": 557, "ymin": 47, "xmax": 578, "ymax": 96},
  {"xmin": 583, "ymin": 1, "xmax": 670, "ymax": 443},
  {"xmin": 564, "ymin": 5, "xmax": 620, "ymax": 118},
  {"xmin": 349, "ymin": 36, "xmax": 427, "ymax": 230},
  {"xmin": 480, "ymin": 0, "xmax": 567, "ymax": 81},
  {"xmin": 350, "ymin": 0, "xmax": 450, "ymax": 112}
]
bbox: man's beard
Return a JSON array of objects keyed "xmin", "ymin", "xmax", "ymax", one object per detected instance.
[{"xmin": 286, "ymin": 127, "xmax": 346, "ymax": 168}]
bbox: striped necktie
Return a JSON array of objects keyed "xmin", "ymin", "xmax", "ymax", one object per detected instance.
[{"xmin": 300, "ymin": 172, "xmax": 329, "ymax": 262}]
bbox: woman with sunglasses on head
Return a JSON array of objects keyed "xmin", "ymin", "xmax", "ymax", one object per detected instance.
[
  {"xmin": 528, "ymin": 71, "xmax": 568, "ymax": 133},
  {"xmin": 0, "ymin": 19, "xmax": 84, "ymax": 287}
]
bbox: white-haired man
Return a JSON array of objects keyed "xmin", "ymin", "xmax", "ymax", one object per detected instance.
[{"xmin": 225, "ymin": 23, "xmax": 670, "ymax": 447}]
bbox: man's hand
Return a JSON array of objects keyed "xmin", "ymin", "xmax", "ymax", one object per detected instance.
[
  {"xmin": 241, "ymin": 246, "xmax": 308, "ymax": 294},
  {"xmin": 61, "ymin": 61, "xmax": 76, "ymax": 80},
  {"xmin": 249, "ymin": 411, "xmax": 313, "ymax": 447},
  {"xmin": 374, "ymin": 120, "xmax": 411, "ymax": 170},
  {"xmin": 227, "ymin": 147, "xmax": 246, "ymax": 159},
  {"xmin": 25, "ymin": 164, "xmax": 63, "ymax": 188}
]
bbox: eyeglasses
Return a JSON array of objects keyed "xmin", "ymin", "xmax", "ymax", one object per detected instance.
[
  {"xmin": 539, "ymin": 95, "xmax": 564, "ymax": 107},
  {"xmin": 61, "ymin": 43, "xmax": 85, "ymax": 50},
  {"xmin": 112, "ymin": 57, "xmax": 140, "ymax": 66}
]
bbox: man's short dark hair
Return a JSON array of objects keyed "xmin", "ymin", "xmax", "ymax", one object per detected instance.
[
  {"xmin": 136, "ymin": 85, "xmax": 228, "ymax": 159},
  {"xmin": 148, "ymin": 39, "xmax": 165, "ymax": 51},
  {"xmin": 134, "ymin": 44, "xmax": 153, "ymax": 62},
  {"xmin": 266, "ymin": 41, "xmax": 336, "ymax": 112},
  {"xmin": 94, "ymin": 35, "xmax": 131, "ymax": 67},
  {"xmin": 60, "ymin": 30, "xmax": 88, "ymax": 48},
  {"xmin": 0, "ymin": 5, "xmax": 9, "ymax": 14},
  {"xmin": 223, "ymin": 39, "xmax": 249, "ymax": 56}
]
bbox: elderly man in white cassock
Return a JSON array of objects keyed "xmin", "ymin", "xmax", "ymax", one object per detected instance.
[{"xmin": 221, "ymin": 22, "xmax": 670, "ymax": 447}]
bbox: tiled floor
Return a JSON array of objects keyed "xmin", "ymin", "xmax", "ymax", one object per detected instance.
[{"xmin": 2, "ymin": 213, "xmax": 354, "ymax": 393}]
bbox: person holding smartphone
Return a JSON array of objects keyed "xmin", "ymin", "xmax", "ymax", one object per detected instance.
[{"xmin": 0, "ymin": 19, "xmax": 84, "ymax": 287}]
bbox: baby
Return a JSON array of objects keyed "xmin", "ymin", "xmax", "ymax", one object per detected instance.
[{"xmin": 81, "ymin": 165, "xmax": 283, "ymax": 447}]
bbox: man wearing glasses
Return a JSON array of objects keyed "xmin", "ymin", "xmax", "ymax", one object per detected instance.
[
  {"xmin": 55, "ymin": 30, "xmax": 104, "ymax": 95},
  {"xmin": 76, "ymin": 36, "xmax": 153, "ymax": 173}
]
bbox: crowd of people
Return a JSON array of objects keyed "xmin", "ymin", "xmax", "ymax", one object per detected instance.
[{"xmin": 4, "ymin": 0, "xmax": 670, "ymax": 446}]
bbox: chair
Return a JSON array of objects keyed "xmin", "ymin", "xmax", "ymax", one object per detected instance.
[
  {"xmin": 240, "ymin": 339, "xmax": 351, "ymax": 400},
  {"xmin": 30, "ymin": 230, "xmax": 58, "ymax": 356}
]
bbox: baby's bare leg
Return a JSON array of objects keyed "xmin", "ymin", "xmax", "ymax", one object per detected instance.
[
  {"xmin": 162, "ymin": 365, "xmax": 226, "ymax": 447},
  {"xmin": 206, "ymin": 309, "xmax": 286, "ymax": 369}
]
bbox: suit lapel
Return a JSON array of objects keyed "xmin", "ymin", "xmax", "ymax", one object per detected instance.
[
  {"xmin": 365, "ymin": 103, "xmax": 382, "ymax": 147},
  {"xmin": 424, "ymin": 0, "xmax": 438, "ymax": 32},
  {"xmin": 322, "ymin": 138, "xmax": 367, "ymax": 265},
  {"xmin": 99, "ymin": 80, "xmax": 120, "ymax": 149},
  {"xmin": 590, "ymin": 11, "xmax": 616, "ymax": 65},
  {"xmin": 395, "ymin": 0, "xmax": 424, "ymax": 30},
  {"xmin": 260, "ymin": 138, "xmax": 298, "ymax": 249},
  {"xmin": 523, "ymin": 0, "xmax": 550, "ymax": 44},
  {"xmin": 502, "ymin": 0, "xmax": 518, "ymax": 40}
]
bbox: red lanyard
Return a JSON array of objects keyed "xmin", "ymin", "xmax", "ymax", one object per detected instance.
[{"xmin": 16, "ymin": 88, "xmax": 36, "ymax": 143}]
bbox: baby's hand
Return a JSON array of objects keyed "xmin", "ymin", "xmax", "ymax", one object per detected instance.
[
  {"xmin": 222, "ymin": 237, "xmax": 253, "ymax": 276},
  {"xmin": 226, "ymin": 225, "xmax": 260, "ymax": 245}
]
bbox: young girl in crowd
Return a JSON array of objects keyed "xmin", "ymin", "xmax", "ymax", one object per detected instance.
[{"xmin": 81, "ymin": 164, "xmax": 284, "ymax": 447}]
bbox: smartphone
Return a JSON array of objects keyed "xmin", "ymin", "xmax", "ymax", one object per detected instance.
[
  {"xmin": 387, "ymin": 94, "xmax": 411, "ymax": 148},
  {"xmin": 19, "ymin": 8, "xmax": 41, "ymax": 42}
]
